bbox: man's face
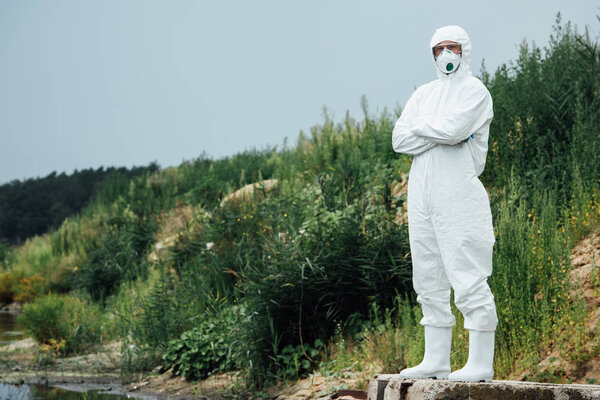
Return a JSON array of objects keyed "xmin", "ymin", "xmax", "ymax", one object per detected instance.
[{"xmin": 432, "ymin": 40, "xmax": 461, "ymax": 58}]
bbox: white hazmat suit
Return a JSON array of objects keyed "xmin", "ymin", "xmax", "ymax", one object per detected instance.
[{"xmin": 392, "ymin": 25, "xmax": 497, "ymax": 382}]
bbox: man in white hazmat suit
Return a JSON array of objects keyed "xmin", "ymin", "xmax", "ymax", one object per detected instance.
[{"xmin": 392, "ymin": 25, "xmax": 498, "ymax": 382}]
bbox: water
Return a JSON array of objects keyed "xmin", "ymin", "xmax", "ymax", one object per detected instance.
[
  {"xmin": 0, "ymin": 383, "xmax": 135, "ymax": 399},
  {"xmin": 0, "ymin": 314, "xmax": 143, "ymax": 399},
  {"xmin": 0, "ymin": 313, "xmax": 27, "ymax": 344}
]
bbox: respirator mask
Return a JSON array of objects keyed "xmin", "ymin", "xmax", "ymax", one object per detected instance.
[{"xmin": 435, "ymin": 48, "xmax": 461, "ymax": 74}]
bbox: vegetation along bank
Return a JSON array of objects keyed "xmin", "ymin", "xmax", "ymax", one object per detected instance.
[{"xmin": 0, "ymin": 16, "xmax": 599, "ymax": 398}]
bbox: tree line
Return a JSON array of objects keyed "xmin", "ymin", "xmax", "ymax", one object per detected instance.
[{"xmin": 0, "ymin": 164, "xmax": 158, "ymax": 244}]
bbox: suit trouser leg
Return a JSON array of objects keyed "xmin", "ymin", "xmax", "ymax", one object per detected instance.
[
  {"xmin": 431, "ymin": 209, "xmax": 498, "ymax": 332},
  {"xmin": 408, "ymin": 208, "xmax": 456, "ymax": 328}
]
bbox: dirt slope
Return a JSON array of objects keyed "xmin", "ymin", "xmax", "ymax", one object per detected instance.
[{"xmin": 515, "ymin": 228, "xmax": 600, "ymax": 384}]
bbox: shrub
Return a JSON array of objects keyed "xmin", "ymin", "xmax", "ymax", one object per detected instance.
[
  {"xmin": 78, "ymin": 232, "xmax": 147, "ymax": 302},
  {"xmin": 483, "ymin": 16, "xmax": 600, "ymax": 208},
  {"xmin": 18, "ymin": 293, "xmax": 105, "ymax": 354},
  {"xmin": 274, "ymin": 340, "xmax": 324, "ymax": 380},
  {"xmin": 238, "ymin": 183, "xmax": 412, "ymax": 384},
  {"xmin": 14, "ymin": 274, "xmax": 45, "ymax": 303},
  {"xmin": 163, "ymin": 306, "xmax": 240, "ymax": 380},
  {"xmin": 137, "ymin": 271, "xmax": 192, "ymax": 352},
  {"xmin": 77, "ymin": 206, "xmax": 154, "ymax": 302},
  {"xmin": 111, "ymin": 268, "xmax": 229, "ymax": 375},
  {"xmin": 0, "ymin": 241, "xmax": 10, "ymax": 266},
  {"xmin": 0, "ymin": 272, "xmax": 13, "ymax": 303},
  {"xmin": 104, "ymin": 270, "xmax": 162, "ymax": 374},
  {"xmin": 360, "ymin": 298, "xmax": 423, "ymax": 374}
]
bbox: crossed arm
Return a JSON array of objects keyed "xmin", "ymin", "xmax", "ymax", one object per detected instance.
[
  {"xmin": 392, "ymin": 84, "xmax": 492, "ymax": 156},
  {"xmin": 392, "ymin": 89, "xmax": 435, "ymax": 156}
]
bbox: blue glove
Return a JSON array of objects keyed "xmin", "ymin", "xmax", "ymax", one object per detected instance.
[{"xmin": 463, "ymin": 133, "xmax": 475, "ymax": 143}]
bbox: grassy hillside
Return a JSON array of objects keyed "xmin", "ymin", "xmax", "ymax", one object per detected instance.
[{"xmin": 2, "ymin": 16, "xmax": 599, "ymax": 390}]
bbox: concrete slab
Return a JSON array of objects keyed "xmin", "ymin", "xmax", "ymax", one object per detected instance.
[{"xmin": 368, "ymin": 375, "xmax": 600, "ymax": 400}]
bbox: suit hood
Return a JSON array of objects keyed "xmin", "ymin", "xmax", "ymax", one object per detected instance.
[{"xmin": 430, "ymin": 25, "xmax": 472, "ymax": 80}]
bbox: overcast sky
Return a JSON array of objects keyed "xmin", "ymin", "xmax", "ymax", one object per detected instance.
[{"xmin": 1, "ymin": 0, "xmax": 598, "ymax": 184}]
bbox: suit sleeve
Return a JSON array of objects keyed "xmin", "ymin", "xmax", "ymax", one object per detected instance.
[
  {"xmin": 411, "ymin": 83, "xmax": 493, "ymax": 145},
  {"xmin": 392, "ymin": 89, "xmax": 437, "ymax": 156}
]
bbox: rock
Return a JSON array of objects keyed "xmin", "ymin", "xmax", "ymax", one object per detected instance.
[
  {"xmin": 152, "ymin": 365, "xmax": 163, "ymax": 374},
  {"xmin": 0, "ymin": 302, "xmax": 23, "ymax": 314},
  {"xmin": 335, "ymin": 389, "xmax": 368, "ymax": 399},
  {"xmin": 289, "ymin": 389, "xmax": 313, "ymax": 399},
  {"xmin": 368, "ymin": 374, "xmax": 395, "ymax": 400}
]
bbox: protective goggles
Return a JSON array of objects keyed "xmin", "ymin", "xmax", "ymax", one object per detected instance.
[{"xmin": 432, "ymin": 43, "xmax": 462, "ymax": 57}]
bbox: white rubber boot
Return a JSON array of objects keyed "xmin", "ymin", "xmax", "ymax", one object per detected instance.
[
  {"xmin": 448, "ymin": 330, "xmax": 495, "ymax": 382},
  {"xmin": 399, "ymin": 326, "xmax": 452, "ymax": 379}
]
